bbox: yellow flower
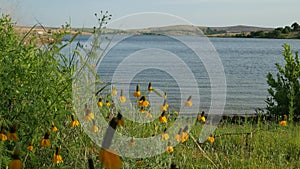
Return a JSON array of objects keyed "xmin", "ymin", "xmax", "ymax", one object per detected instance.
[
  {"xmin": 0, "ymin": 126, "xmax": 7, "ymax": 141},
  {"xmin": 9, "ymin": 159, "xmax": 22, "ymax": 169},
  {"xmin": 117, "ymin": 113, "xmax": 125, "ymax": 127},
  {"xmin": 134, "ymin": 91, "xmax": 141, "ymax": 98},
  {"xmin": 136, "ymin": 160, "xmax": 143, "ymax": 166},
  {"xmin": 133, "ymin": 84, "xmax": 141, "ymax": 97},
  {"xmin": 148, "ymin": 82, "xmax": 153, "ymax": 92},
  {"xmin": 175, "ymin": 134, "xmax": 181, "ymax": 142},
  {"xmin": 85, "ymin": 108, "xmax": 94, "ymax": 120},
  {"xmin": 138, "ymin": 96, "xmax": 149, "ymax": 107},
  {"xmin": 84, "ymin": 112, "xmax": 95, "ymax": 121},
  {"xmin": 166, "ymin": 146, "xmax": 174, "ymax": 153},
  {"xmin": 185, "ymin": 101, "xmax": 192, "ymax": 107},
  {"xmin": 159, "ymin": 111, "xmax": 168, "ymax": 123},
  {"xmin": 154, "ymin": 124, "xmax": 158, "ymax": 131},
  {"xmin": 111, "ymin": 85, "xmax": 118, "ymax": 96},
  {"xmin": 160, "ymin": 99, "xmax": 168, "ymax": 111},
  {"xmin": 166, "ymin": 142, "xmax": 174, "ymax": 153},
  {"xmin": 106, "ymin": 100, "xmax": 111, "ymax": 107},
  {"xmin": 98, "ymin": 97, "xmax": 103, "ymax": 107},
  {"xmin": 160, "ymin": 103, "xmax": 169, "ymax": 111},
  {"xmin": 138, "ymin": 99, "xmax": 144, "ymax": 106},
  {"xmin": 9, "ymin": 145, "xmax": 22, "ymax": 169},
  {"xmin": 198, "ymin": 115, "xmax": 206, "ymax": 122},
  {"xmin": 159, "ymin": 116, "xmax": 167, "ymax": 123},
  {"xmin": 207, "ymin": 135, "xmax": 215, "ymax": 143},
  {"xmin": 280, "ymin": 120, "xmax": 287, "ymax": 126},
  {"xmin": 198, "ymin": 111, "xmax": 206, "ymax": 122},
  {"xmin": 185, "ymin": 96, "xmax": 192, "ymax": 107},
  {"xmin": 27, "ymin": 144, "xmax": 33, "ymax": 151},
  {"xmin": 90, "ymin": 120, "xmax": 99, "ymax": 132},
  {"xmin": 71, "ymin": 120, "xmax": 80, "ymax": 127},
  {"xmin": 141, "ymin": 100, "xmax": 149, "ymax": 107},
  {"xmin": 0, "ymin": 125, "xmax": 7, "ymax": 141},
  {"xmin": 146, "ymin": 112, "xmax": 152, "ymax": 118},
  {"xmin": 280, "ymin": 115, "xmax": 287, "ymax": 126},
  {"xmin": 161, "ymin": 132, "xmax": 170, "ymax": 140},
  {"xmin": 52, "ymin": 147, "xmax": 63, "ymax": 164},
  {"xmin": 139, "ymin": 108, "xmax": 146, "ymax": 113},
  {"xmin": 90, "ymin": 125, "xmax": 99, "ymax": 132},
  {"xmin": 112, "ymin": 90, "xmax": 118, "ymax": 96},
  {"xmin": 117, "ymin": 119, "xmax": 124, "ymax": 126},
  {"xmin": 175, "ymin": 128, "xmax": 182, "ymax": 142},
  {"xmin": 119, "ymin": 89, "xmax": 126, "ymax": 103},
  {"xmin": 180, "ymin": 132, "xmax": 189, "ymax": 143},
  {"xmin": 166, "ymin": 145, "xmax": 174, "ymax": 153},
  {"xmin": 70, "ymin": 114, "xmax": 80, "ymax": 127},
  {"xmin": 40, "ymin": 131, "xmax": 51, "ymax": 147},
  {"xmin": 98, "ymin": 101, "xmax": 103, "ymax": 107},
  {"xmin": 7, "ymin": 124, "xmax": 18, "ymax": 141},
  {"xmin": 98, "ymin": 149, "xmax": 122, "ymax": 169},
  {"xmin": 52, "ymin": 122, "xmax": 58, "ymax": 132},
  {"xmin": 120, "ymin": 96, "xmax": 126, "ymax": 103},
  {"xmin": 129, "ymin": 138, "xmax": 135, "ymax": 147},
  {"xmin": 0, "ymin": 133, "xmax": 7, "ymax": 141},
  {"xmin": 174, "ymin": 111, "xmax": 179, "ymax": 116},
  {"xmin": 175, "ymin": 128, "xmax": 189, "ymax": 143}
]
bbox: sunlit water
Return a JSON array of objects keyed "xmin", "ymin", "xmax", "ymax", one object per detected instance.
[{"xmin": 68, "ymin": 35, "xmax": 300, "ymax": 114}]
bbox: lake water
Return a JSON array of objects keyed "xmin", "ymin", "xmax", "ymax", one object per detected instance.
[
  {"xmin": 211, "ymin": 37, "xmax": 300, "ymax": 114},
  {"xmin": 72, "ymin": 35, "xmax": 300, "ymax": 114}
]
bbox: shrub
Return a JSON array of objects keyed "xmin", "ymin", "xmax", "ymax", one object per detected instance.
[
  {"xmin": 0, "ymin": 14, "xmax": 94, "ymax": 168},
  {"xmin": 266, "ymin": 44, "xmax": 300, "ymax": 121}
]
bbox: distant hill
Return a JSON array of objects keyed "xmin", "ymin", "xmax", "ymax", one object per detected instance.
[
  {"xmin": 206, "ymin": 25, "xmax": 273, "ymax": 33},
  {"xmin": 103, "ymin": 25, "xmax": 274, "ymax": 36},
  {"xmin": 14, "ymin": 24, "xmax": 274, "ymax": 37}
]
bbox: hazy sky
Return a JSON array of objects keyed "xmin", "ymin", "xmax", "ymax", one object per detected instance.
[{"xmin": 1, "ymin": 0, "xmax": 300, "ymax": 28}]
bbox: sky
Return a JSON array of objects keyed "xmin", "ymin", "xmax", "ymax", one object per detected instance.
[{"xmin": 1, "ymin": 0, "xmax": 300, "ymax": 29}]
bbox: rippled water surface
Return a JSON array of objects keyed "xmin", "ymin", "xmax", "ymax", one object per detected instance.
[{"xmin": 71, "ymin": 35, "xmax": 300, "ymax": 114}]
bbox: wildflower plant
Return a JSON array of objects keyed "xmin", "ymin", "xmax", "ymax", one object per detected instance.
[
  {"xmin": 72, "ymin": 12, "xmax": 226, "ymax": 166},
  {"xmin": 0, "ymin": 13, "xmax": 110, "ymax": 168},
  {"xmin": 0, "ymin": 12, "xmax": 229, "ymax": 168}
]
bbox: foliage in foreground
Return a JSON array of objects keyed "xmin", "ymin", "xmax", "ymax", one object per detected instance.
[{"xmin": 0, "ymin": 14, "xmax": 95, "ymax": 168}]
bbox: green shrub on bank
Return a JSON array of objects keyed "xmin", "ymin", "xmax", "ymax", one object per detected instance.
[{"xmin": 266, "ymin": 44, "xmax": 300, "ymax": 121}]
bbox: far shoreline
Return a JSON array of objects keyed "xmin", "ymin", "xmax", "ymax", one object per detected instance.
[{"xmin": 14, "ymin": 24, "xmax": 300, "ymax": 40}]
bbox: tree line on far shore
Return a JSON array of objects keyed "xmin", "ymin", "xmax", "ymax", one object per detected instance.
[{"xmin": 235, "ymin": 22, "xmax": 300, "ymax": 39}]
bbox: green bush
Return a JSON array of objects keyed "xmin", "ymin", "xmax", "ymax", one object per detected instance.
[
  {"xmin": 0, "ymin": 14, "xmax": 95, "ymax": 168},
  {"xmin": 266, "ymin": 44, "xmax": 300, "ymax": 120}
]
